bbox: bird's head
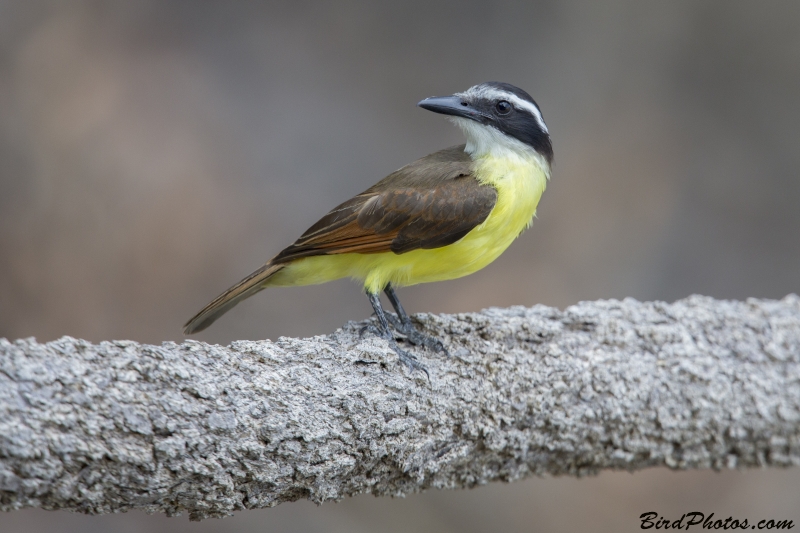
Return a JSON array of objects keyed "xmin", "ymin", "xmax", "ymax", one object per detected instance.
[{"xmin": 418, "ymin": 82, "xmax": 553, "ymax": 171}]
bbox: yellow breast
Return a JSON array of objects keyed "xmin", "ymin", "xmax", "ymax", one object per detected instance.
[{"xmin": 268, "ymin": 152, "xmax": 548, "ymax": 293}]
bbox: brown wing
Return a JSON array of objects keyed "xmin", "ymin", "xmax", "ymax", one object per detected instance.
[{"xmin": 272, "ymin": 145, "xmax": 497, "ymax": 263}]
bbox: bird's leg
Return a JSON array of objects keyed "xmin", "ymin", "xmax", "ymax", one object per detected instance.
[
  {"xmin": 366, "ymin": 291, "xmax": 428, "ymax": 377},
  {"xmin": 383, "ymin": 283, "xmax": 448, "ymax": 355}
]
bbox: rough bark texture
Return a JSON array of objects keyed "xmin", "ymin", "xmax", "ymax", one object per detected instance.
[{"xmin": 1, "ymin": 295, "xmax": 799, "ymax": 520}]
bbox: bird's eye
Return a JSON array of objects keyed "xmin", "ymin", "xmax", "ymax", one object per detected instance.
[{"xmin": 495, "ymin": 100, "xmax": 511, "ymax": 115}]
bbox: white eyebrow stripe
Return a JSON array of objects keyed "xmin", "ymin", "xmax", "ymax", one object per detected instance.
[{"xmin": 459, "ymin": 86, "xmax": 549, "ymax": 133}]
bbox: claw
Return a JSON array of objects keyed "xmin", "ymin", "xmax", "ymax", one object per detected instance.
[
  {"xmin": 389, "ymin": 339, "xmax": 429, "ymax": 379},
  {"xmin": 364, "ymin": 290, "xmax": 431, "ymax": 379},
  {"xmin": 361, "ymin": 325, "xmax": 429, "ymax": 378},
  {"xmin": 358, "ymin": 317, "xmax": 431, "ymax": 381},
  {"xmin": 359, "ymin": 323, "xmax": 382, "ymax": 339},
  {"xmin": 386, "ymin": 312, "xmax": 448, "ymax": 356}
]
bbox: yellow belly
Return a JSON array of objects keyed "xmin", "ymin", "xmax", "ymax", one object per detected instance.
[{"xmin": 267, "ymin": 153, "xmax": 548, "ymax": 294}]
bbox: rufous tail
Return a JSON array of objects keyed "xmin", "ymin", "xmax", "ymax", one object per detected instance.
[{"xmin": 183, "ymin": 262, "xmax": 284, "ymax": 334}]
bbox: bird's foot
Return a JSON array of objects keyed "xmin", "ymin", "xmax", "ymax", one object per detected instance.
[
  {"xmin": 360, "ymin": 320, "xmax": 429, "ymax": 378},
  {"xmin": 359, "ymin": 323, "xmax": 382, "ymax": 339},
  {"xmin": 387, "ymin": 339, "xmax": 429, "ymax": 378},
  {"xmin": 386, "ymin": 314, "xmax": 449, "ymax": 356}
]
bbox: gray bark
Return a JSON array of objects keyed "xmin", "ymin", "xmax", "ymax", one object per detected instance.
[{"xmin": 1, "ymin": 295, "xmax": 799, "ymax": 520}]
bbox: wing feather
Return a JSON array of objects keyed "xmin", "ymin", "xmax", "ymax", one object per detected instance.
[{"xmin": 272, "ymin": 145, "xmax": 497, "ymax": 263}]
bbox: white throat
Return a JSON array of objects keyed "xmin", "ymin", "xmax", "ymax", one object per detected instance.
[{"xmin": 450, "ymin": 117, "xmax": 551, "ymax": 177}]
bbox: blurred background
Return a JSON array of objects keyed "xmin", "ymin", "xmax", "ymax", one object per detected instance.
[{"xmin": 1, "ymin": 0, "xmax": 798, "ymax": 531}]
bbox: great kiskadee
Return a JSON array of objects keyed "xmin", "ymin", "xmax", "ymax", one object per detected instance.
[{"xmin": 184, "ymin": 82, "xmax": 553, "ymax": 373}]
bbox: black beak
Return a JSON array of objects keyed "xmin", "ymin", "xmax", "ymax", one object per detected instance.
[{"xmin": 417, "ymin": 95, "xmax": 488, "ymax": 123}]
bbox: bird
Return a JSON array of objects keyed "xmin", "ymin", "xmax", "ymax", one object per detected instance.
[{"xmin": 184, "ymin": 81, "xmax": 553, "ymax": 374}]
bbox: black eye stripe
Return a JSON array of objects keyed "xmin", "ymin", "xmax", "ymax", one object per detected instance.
[{"xmin": 462, "ymin": 82, "xmax": 553, "ymax": 164}]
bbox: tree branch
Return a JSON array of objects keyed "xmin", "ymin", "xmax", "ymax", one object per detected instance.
[{"xmin": 1, "ymin": 295, "xmax": 799, "ymax": 520}]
